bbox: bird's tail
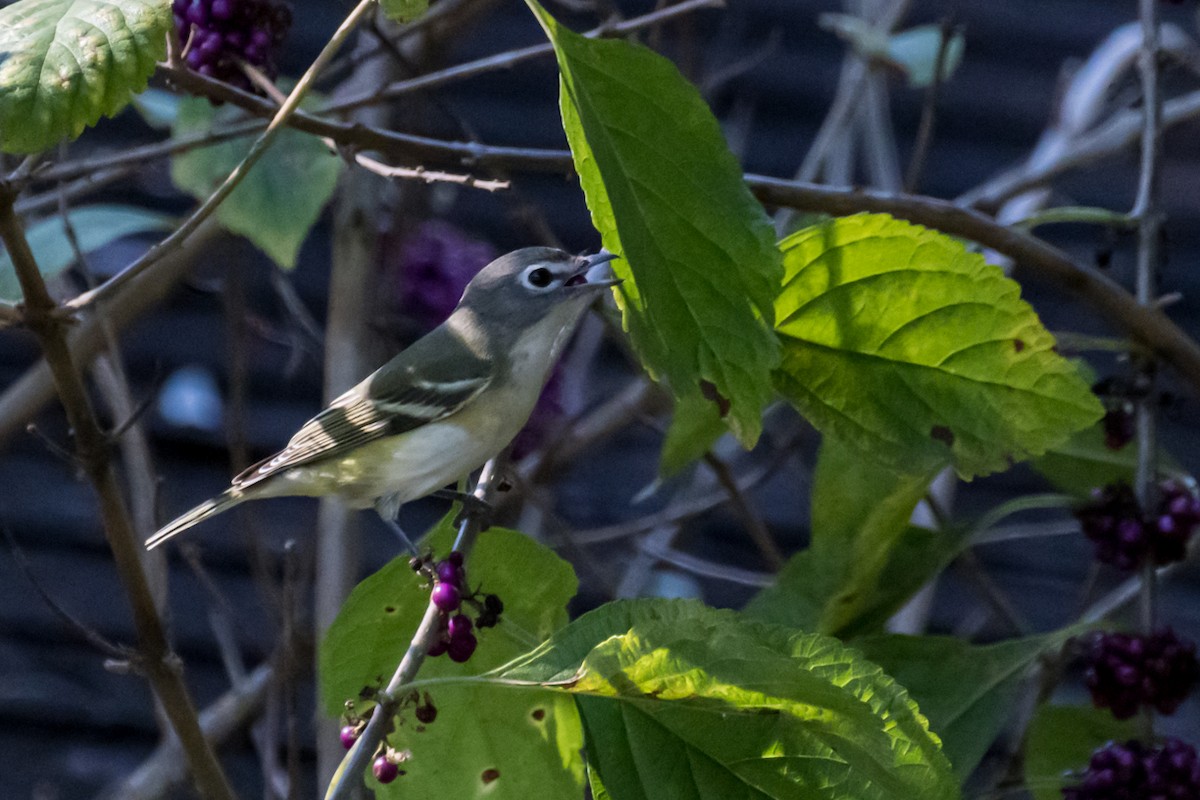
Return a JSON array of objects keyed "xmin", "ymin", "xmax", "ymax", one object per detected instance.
[{"xmin": 145, "ymin": 489, "xmax": 244, "ymax": 550}]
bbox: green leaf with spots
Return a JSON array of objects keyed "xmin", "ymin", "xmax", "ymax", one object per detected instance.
[
  {"xmin": 0, "ymin": 0, "xmax": 171, "ymax": 153},
  {"xmin": 0, "ymin": 204, "xmax": 173, "ymax": 301},
  {"xmin": 526, "ymin": 0, "xmax": 782, "ymax": 447},
  {"xmin": 319, "ymin": 521, "xmax": 582, "ymax": 799},
  {"xmin": 774, "ymin": 213, "xmax": 1103, "ymax": 478},
  {"xmin": 170, "ymin": 96, "xmax": 342, "ymax": 269},
  {"xmin": 495, "ymin": 599, "xmax": 961, "ymax": 800}
]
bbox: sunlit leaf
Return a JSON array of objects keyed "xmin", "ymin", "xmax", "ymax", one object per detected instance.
[{"xmin": 0, "ymin": 0, "xmax": 171, "ymax": 153}]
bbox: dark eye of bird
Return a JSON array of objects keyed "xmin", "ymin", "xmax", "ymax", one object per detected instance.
[{"xmin": 527, "ymin": 267, "xmax": 552, "ymax": 288}]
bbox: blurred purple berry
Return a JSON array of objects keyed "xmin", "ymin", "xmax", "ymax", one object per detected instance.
[
  {"xmin": 373, "ymin": 755, "xmax": 399, "ymax": 784},
  {"xmin": 1075, "ymin": 480, "xmax": 1200, "ymax": 571},
  {"xmin": 426, "ymin": 636, "xmax": 449, "ymax": 657},
  {"xmin": 448, "ymin": 614, "xmax": 473, "ymax": 639},
  {"xmin": 435, "ymin": 560, "xmax": 461, "ymax": 587},
  {"xmin": 414, "ymin": 698, "xmax": 437, "ymax": 724},
  {"xmin": 393, "ymin": 221, "xmax": 496, "ymax": 331},
  {"xmin": 447, "ymin": 632, "xmax": 477, "ymax": 663},
  {"xmin": 1085, "ymin": 629, "xmax": 1199, "ymax": 719},
  {"xmin": 339, "ymin": 725, "xmax": 359, "ymax": 750},
  {"xmin": 511, "ymin": 366, "xmax": 565, "ymax": 461},
  {"xmin": 431, "ymin": 582, "xmax": 461, "ymax": 612},
  {"xmin": 447, "ymin": 550, "xmax": 464, "ymax": 568},
  {"xmin": 1064, "ymin": 738, "xmax": 1200, "ymax": 799},
  {"xmin": 175, "ymin": 0, "xmax": 293, "ymax": 95}
]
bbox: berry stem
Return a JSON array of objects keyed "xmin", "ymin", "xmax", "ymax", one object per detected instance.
[{"xmin": 326, "ymin": 458, "xmax": 501, "ymax": 800}]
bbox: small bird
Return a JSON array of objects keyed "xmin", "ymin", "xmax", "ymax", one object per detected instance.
[{"xmin": 146, "ymin": 247, "xmax": 618, "ymax": 550}]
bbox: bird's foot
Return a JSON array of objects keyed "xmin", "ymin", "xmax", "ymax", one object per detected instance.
[{"xmin": 432, "ymin": 489, "xmax": 493, "ymax": 531}]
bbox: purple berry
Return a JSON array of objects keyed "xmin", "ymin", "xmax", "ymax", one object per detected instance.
[
  {"xmin": 373, "ymin": 755, "xmax": 399, "ymax": 784},
  {"xmin": 390, "ymin": 221, "xmax": 496, "ymax": 331},
  {"xmin": 448, "ymin": 614, "xmax": 473, "ymax": 639},
  {"xmin": 339, "ymin": 725, "xmax": 358, "ymax": 750},
  {"xmin": 1085, "ymin": 629, "xmax": 1199, "ymax": 719},
  {"xmin": 435, "ymin": 560, "xmax": 460, "ymax": 586},
  {"xmin": 447, "ymin": 632, "xmax": 477, "ymax": 663},
  {"xmin": 431, "ymin": 582, "xmax": 461, "ymax": 612},
  {"xmin": 414, "ymin": 700, "xmax": 437, "ymax": 724},
  {"xmin": 1102, "ymin": 406, "xmax": 1135, "ymax": 450},
  {"xmin": 173, "ymin": 0, "xmax": 292, "ymax": 92},
  {"xmin": 447, "ymin": 550, "xmax": 464, "ymax": 568},
  {"xmin": 1064, "ymin": 738, "xmax": 1200, "ymax": 799},
  {"xmin": 426, "ymin": 636, "xmax": 449, "ymax": 657}
]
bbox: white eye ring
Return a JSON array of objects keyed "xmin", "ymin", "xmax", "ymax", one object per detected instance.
[{"xmin": 524, "ymin": 266, "xmax": 554, "ymax": 289}]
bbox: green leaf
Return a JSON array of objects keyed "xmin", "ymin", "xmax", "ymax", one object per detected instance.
[
  {"xmin": 658, "ymin": 389, "xmax": 726, "ymax": 476},
  {"xmin": 527, "ymin": 0, "xmax": 782, "ymax": 446},
  {"xmin": 320, "ymin": 522, "xmax": 583, "ymax": 799},
  {"xmin": 745, "ymin": 437, "xmax": 953, "ymax": 636},
  {"xmin": 1024, "ymin": 705, "xmax": 1141, "ymax": 800},
  {"xmin": 855, "ymin": 630, "xmax": 1076, "ymax": 780},
  {"xmin": 379, "ymin": 0, "xmax": 428, "ymax": 22},
  {"xmin": 1031, "ymin": 420, "xmax": 1185, "ymax": 497},
  {"xmin": 0, "ymin": 204, "xmax": 174, "ymax": 301},
  {"xmin": 0, "ymin": 0, "xmax": 171, "ymax": 153},
  {"xmin": 495, "ymin": 599, "xmax": 961, "ymax": 800},
  {"xmin": 131, "ymin": 87, "xmax": 181, "ymax": 129},
  {"xmin": 774, "ymin": 214, "xmax": 1103, "ymax": 479},
  {"xmin": 170, "ymin": 96, "xmax": 342, "ymax": 269}
]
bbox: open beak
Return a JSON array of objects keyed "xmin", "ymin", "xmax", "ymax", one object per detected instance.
[{"xmin": 566, "ymin": 249, "xmax": 622, "ymax": 289}]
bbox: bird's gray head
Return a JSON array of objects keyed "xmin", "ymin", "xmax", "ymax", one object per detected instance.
[{"xmin": 457, "ymin": 247, "xmax": 619, "ymax": 329}]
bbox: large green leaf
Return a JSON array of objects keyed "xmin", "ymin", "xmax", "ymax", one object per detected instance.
[
  {"xmin": 855, "ymin": 630, "xmax": 1075, "ymax": 780},
  {"xmin": 774, "ymin": 214, "xmax": 1103, "ymax": 478},
  {"xmin": 0, "ymin": 0, "xmax": 170, "ymax": 153},
  {"xmin": 746, "ymin": 437, "xmax": 952, "ymax": 636},
  {"xmin": 319, "ymin": 522, "xmax": 583, "ymax": 799},
  {"xmin": 0, "ymin": 204, "xmax": 173, "ymax": 301},
  {"xmin": 495, "ymin": 599, "xmax": 960, "ymax": 800},
  {"xmin": 170, "ymin": 96, "xmax": 342, "ymax": 269},
  {"xmin": 527, "ymin": 0, "xmax": 782, "ymax": 447},
  {"xmin": 1024, "ymin": 705, "xmax": 1141, "ymax": 800}
]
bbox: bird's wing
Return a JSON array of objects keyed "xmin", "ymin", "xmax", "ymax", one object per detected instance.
[{"xmin": 233, "ymin": 327, "xmax": 493, "ymax": 489}]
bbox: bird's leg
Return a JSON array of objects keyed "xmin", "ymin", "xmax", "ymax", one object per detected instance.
[
  {"xmin": 374, "ymin": 494, "xmax": 420, "ymax": 556},
  {"xmin": 431, "ymin": 488, "xmax": 493, "ymax": 531}
]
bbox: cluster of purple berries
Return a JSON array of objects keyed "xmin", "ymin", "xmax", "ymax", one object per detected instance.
[
  {"xmin": 1084, "ymin": 629, "xmax": 1200, "ymax": 719},
  {"xmin": 173, "ymin": 0, "xmax": 292, "ymax": 92},
  {"xmin": 1064, "ymin": 738, "xmax": 1200, "ymax": 799},
  {"xmin": 413, "ymin": 551, "xmax": 503, "ymax": 663},
  {"xmin": 1075, "ymin": 480, "xmax": 1200, "ymax": 571},
  {"xmin": 339, "ymin": 692, "xmax": 432, "ymax": 784},
  {"xmin": 392, "ymin": 221, "xmax": 497, "ymax": 332}
]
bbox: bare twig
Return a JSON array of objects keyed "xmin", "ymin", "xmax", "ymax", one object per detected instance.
[
  {"xmin": 747, "ymin": 177, "xmax": 1200, "ymax": 398},
  {"xmin": 0, "ymin": 189, "xmax": 235, "ymax": 800},
  {"xmin": 65, "ymin": 0, "xmax": 380, "ymax": 315},
  {"xmin": 701, "ymin": 451, "xmax": 785, "ymax": 570},
  {"xmin": 326, "ymin": 461, "xmax": 501, "ymax": 800},
  {"xmin": 96, "ymin": 662, "xmax": 274, "ymax": 800},
  {"xmin": 1132, "ymin": 0, "xmax": 1163, "ymax": 646},
  {"xmin": 2, "ymin": 526, "xmax": 130, "ymax": 660}
]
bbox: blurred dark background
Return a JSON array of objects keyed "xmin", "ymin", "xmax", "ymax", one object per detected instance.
[{"xmin": 2, "ymin": 0, "xmax": 1200, "ymax": 797}]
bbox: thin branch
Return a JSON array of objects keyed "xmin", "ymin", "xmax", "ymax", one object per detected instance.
[
  {"xmin": 326, "ymin": 461, "xmax": 501, "ymax": 800},
  {"xmin": 2, "ymin": 526, "xmax": 130, "ymax": 660},
  {"xmin": 701, "ymin": 451, "xmax": 786, "ymax": 570},
  {"xmin": 65, "ymin": 0, "xmax": 380, "ymax": 315},
  {"xmin": 1133, "ymin": 0, "xmax": 1164, "ymax": 643},
  {"xmin": 0, "ymin": 189, "xmax": 235, "ymax": 800},
  {"xmin": 634, "ymin": 537, "xmax": 774, "ymax": 587},
  {"xmin": 959, "ymin": 87, "xmax": 1200, "ymax": 211},
  {"xmin": 97, "ymin": 662, "xmax": 274, "ymax": 800},
  {"xmin": 747, "ymin": 177, "xmax": 1200, "ymax": 398},
  {"xmin": 330, "ymin": 0, "xmax": 724, "ymax": 113}
]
